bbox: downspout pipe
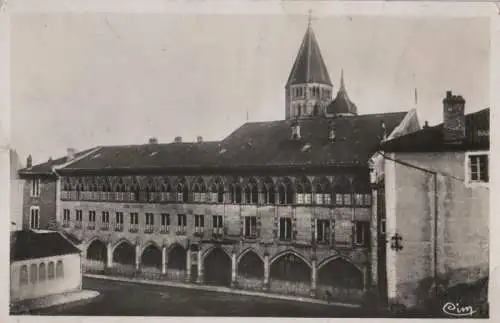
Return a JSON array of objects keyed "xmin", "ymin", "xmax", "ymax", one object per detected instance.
[{"xmin": 376, "ymin": 151, "xmax": 439, "ymax": 298}]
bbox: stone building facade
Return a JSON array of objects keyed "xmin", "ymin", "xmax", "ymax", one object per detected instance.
[{"xmin": 18, "ymin": 24, "xmax": 420, "ymax": 302}]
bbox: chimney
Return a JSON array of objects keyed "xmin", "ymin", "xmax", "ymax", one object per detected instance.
[
  {"xmin": 196, "ymin": 136, "xmax": 203, "ymax": 143},
  {"xmin": 174, "ymin": 136, "xmax": 182, "ymax": 143},
  {"xmin": 148, "ymin": 137, "xmax": 158, "ymax": 145},
  {"xmin": 26, "ymin": 154, "xmax": 32, "ymax": 168},
  {"xmin": 290, "ymin": 119, "xmax": 301, "ymax": 140},
  {"xmin": 443, "ymin": 90, "xmax": 466, "ymax": 143},
  {"xmin": 67, "ymin": 148, "xmax": 77, "ymax": 161}
]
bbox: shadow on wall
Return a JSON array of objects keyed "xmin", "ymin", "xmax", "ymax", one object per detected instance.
[{"xmin": 387, "ymin": 274, "xmax": 489, "ymax": 318}]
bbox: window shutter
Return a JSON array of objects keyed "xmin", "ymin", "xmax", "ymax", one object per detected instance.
[
  {"xmin": 351, "ymin": 221, "xmax": 356, "ymax": 247},
  {"xmin": 257, "ymin": 215, "xmax": 261, "ymax": 237}
]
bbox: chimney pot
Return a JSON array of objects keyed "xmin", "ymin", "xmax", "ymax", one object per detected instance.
[
  {"xmin": 174, "ymin": 136, "xmax": 182, "ymax": 143},
  {"xmin": 446, "ymin": 90, "xmax": 452, "ymax": 99},
  {"xmin": 26, "ymin": 155, "xmax": 32, "ymax": 168},
  {"xmin": 196, "ymin": 136, "xmax": 203, "ymax": 143},
  {"xmin": 148, "ymin": 137, "xmax": 158, "ymax": 145}
]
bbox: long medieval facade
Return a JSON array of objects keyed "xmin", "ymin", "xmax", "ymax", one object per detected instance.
[{"xmin": 18, "ymin": 24, "xmax": 420, "ymax": 302}]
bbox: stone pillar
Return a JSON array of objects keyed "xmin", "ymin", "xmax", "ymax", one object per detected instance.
[
  {"xmin": 186, "ymin": 248, "xmax": 192, "ymax": 282},
  {"xmin": 310, "ymin": 258, "xmax": 317, "ymax": 297},
  {"xmin": 161, "ymin": 246, "xmax": 167, "ymax": 275},
  {"xmin": 135, "ymin": 244, "xmax": 141, "ymax": 271},
  {"xmin": 106, "ymin": 242, "xmax": 113, "ymax": 268},
  {"xmin": 231, "ymin": 252, "xmax": 237, "ymax": 288},
  {"xmin": 363, "ymin": 265, "xmax": 369, "ymax": 292},
  {"xmin": 263, "ymin": 253, "xmax": 270, "ymax": 291},
  {"xmin": 196, "ymin": 249, "xmax": 204, "ymax": 283}
]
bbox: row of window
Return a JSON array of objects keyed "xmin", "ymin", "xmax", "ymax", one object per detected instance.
[
  {"xmin": 62, "ymin": 208, "xmax": 369, "ymax": 245},
  {"xmin": 291, "ymin": 86, "xmax": 331, "ymax": 100},
  {"xmin": 61, "ymin": 189, "xmax": 371, "ymax": 207},
  {"xmin": 19, "ymin": 260, "xmax": 64, "ymax": 286}
]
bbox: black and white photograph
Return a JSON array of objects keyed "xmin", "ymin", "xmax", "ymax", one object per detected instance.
[{"xmin": 5, "ymin": 0, "xmax": 496, "ymax": 319}]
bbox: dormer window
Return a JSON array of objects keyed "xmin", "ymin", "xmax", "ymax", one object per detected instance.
[{"xmin": 329, "ymin": 128, "xmax": 336, "ymax": 141}]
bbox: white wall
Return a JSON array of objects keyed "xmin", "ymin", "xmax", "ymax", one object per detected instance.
[
  {"xmin": 384, "ymin": 151, "xmax": 489, "ymax": 309},
  {"xmin": 10, "ymin": 150, "xmax": 24, "ymax": 230},
  {"xmin": 10, "ymin": 253, "xmax": 82, "ymax": 302}
]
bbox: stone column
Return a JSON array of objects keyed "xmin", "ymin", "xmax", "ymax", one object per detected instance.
[
  {"xmin": 231, "ymin": 252, "xmax": 237, "ymax": 288},
  {"xmin": 263, "ymin": 253, "xmax": 270, "ymax": 291},
  {"xmin": 135, "ymin": 244, "xmax": 141, "ymax": 271},
  {"xmin": 196, "ymin": 249, "xmax": 204, "ymax": 284},
  {"xmin": 363, "ymin": 265, "xmax": 369, "ymax": 292},
  {"xmin": 186, "ymin": 248, "xmax": 192, "ymax": 282},
  {"xmin": 310, "ymin": 258, "xmax": 317, "ymax": 297},
  {"xmin": 161, "ymin": 246, "xmax": 167, "ymax": 275},
  {"xmin": 106, "ymin": 242, "xmax": 113, "ymax": 268}
]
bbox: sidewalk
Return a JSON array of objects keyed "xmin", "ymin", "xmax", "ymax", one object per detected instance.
[
  {"xmin": 12, "ymin": 289, "xmax": 100, "ymax": 313},
  {"xmin": 84, "ymin": 273, "xmax": 361, "ymax": 308}
]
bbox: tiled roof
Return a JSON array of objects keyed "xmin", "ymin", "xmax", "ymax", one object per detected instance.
[
  {"xmin": 60, "ymin": 112, "xmax": 408, "ymax": 173},
  {"xmin": 18, "ymin": 148, "xmax": 95, "ymax": 176},
  {"xmin": 63, "ymin": 142, "xmax": 222, "ymax": 173},
  {"xmin": 286, "ymin": 25, "xmax": 332, "ymax": 86},
  {"xmin": 381, "ymin": 108, "xmax": 489, "ymax": 153},
  {"xmin": 10, "ymin": 230, "xmax": 80, "ymax": 262}
]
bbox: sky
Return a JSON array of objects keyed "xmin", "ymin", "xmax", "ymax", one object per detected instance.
[{"xmin": 10, "ymin": 14, "xmax": 490, "ymax": 165}]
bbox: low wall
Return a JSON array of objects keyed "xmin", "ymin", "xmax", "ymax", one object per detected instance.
[
  {"xmin": 237, "ymin": 276, "xmax": 263, "ymax": 291},
  {"xmin": 269, "ymin": 279, "xmax": 311, "ymax": 297}
]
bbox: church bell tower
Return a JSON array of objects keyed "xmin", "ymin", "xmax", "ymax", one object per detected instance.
[{"xmin": 285, "ymin": 20, "xmax": 333, "ymax": 120}]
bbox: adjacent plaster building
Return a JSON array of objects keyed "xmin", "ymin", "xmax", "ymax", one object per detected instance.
[
  {"xmin": 371, "ymin": 92, "xmax": 489, "ymax": 309},
  {"xmin": 10, "ymin": 230, "xmax": 82, "ymax": 302}
]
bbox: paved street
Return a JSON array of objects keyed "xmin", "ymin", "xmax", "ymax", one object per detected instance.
[{"xmin": 32, "ymin": 277, "xmax": 370, "ymax": 317}]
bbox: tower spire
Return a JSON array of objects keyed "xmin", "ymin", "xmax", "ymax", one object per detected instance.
[
  {"xmin": 308, "ymin": 8, "xmax": 313, "ymax": 27},
  {"xmin": 340, "ymin": 68, "xmax": 345, "ymax": 91}
]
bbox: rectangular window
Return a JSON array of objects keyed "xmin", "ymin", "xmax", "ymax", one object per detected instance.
[
  {"xmin": 161, "ymin": 213, "xmax": 170, "ymax": 233},
  {"xmin": 316, "ymin": 220, "xmax": 331, "ymax": 244},
  {"xmin": 194, "ymin": 214, "xmax": 204, "ymax": 234},
  {"xmin": 304, "ymin": 193, "xmax": 312, "ymax": 204},
  {"xmin": 115, "ymin": 212, "xmax": 124, "ymax": 231},
  {"xmin": 364, "ymin": 194, "xmax": 372, "ymax": 206},
  {"xmin": 101, "ymin": 211, "xmax": 110, "ymax": 230},
  {"xmin": 30, "ymin": 179, "xmax": 41, "ymax": 197},
  {"xmin": 355, "ymin": 193, "xmax": 364, "ymax": 206},
  {"xmin": 279, "ymin": 217, "xmax": 292, "ymax": 241},
  {"xmin": 63, "ymin": 209, "xmax": 70, "ymax": 227},
  {"xmin": 343, "ymin": 194, "xmax": 352, "ymax": 206},
  {"xmin": 177, "ymin": 214, "xmax": 187, "ymax": 234},
  {"xmin": 76, "ymin": 210, "xmax": 83, "ymax": 222},
  {"xmin": 30, "ymin": 206, "xmax": 40, "ymax": 229},
  {"xmin": 296, "ymin": 193, "xmax": 304, "ymax": 204},
  {"xmin": 335, "ymin": 193, "xmax": 343, "ymax": 205},
  {"xmin": 130, "ymin": 212, "xmax": 139, "ymax": 232},
  {"xmin": 212, "ymin": 215, "xmax": 223, "ymax": 235},
  {"xmin": 88, "ymin": 211, "xmax": 96, "ymax": 229},
  {"xmin": 468, "ymin": 153, "xmax": 489, "ymax": 183},
  {"xmin": 355, "ymin": 221, "xmax": 370, "ymax": 246},
  {"xmin": 244, "ymin": 216, "xmax": 257, "ymax": 238},
  {"xmin": 145, "ymin": 213, "xmax": 154, "ymax": 233}
]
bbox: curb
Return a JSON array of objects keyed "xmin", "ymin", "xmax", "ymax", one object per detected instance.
[
  {"xmin": 84, "ymin": 274, "xmax": 361, "ymax": 308},
  {"xmin": 12, "ymin": 290, "xmax": 100, "ymax": 313}
]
